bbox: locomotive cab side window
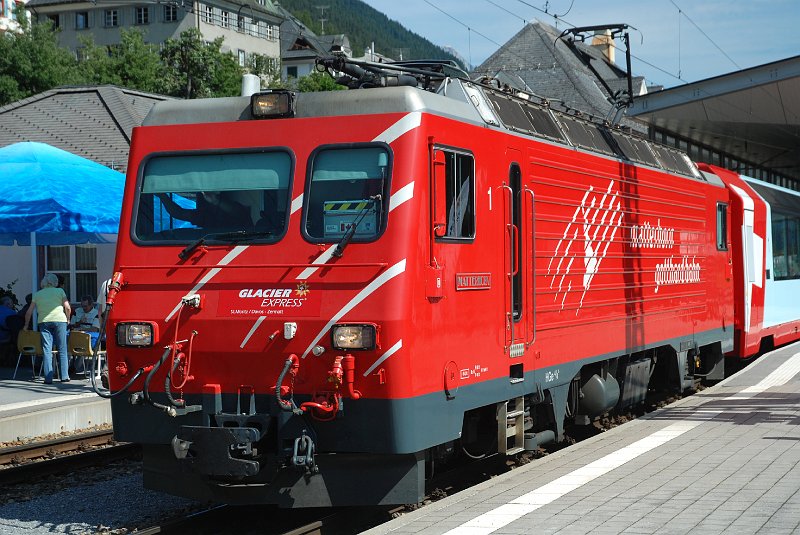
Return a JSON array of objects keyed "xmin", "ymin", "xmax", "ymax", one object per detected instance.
[
  {"xmin": 134, "ymin": 150, "xmax": 293, "ymax": 243},
  {"xmin": 303, "ymin": 144, "xmax": 391, "ymax": 242},
  {"xmin": 716, "ymin": 202, "xmax": 728, "ymax": 251},
  {"xmin": 434, "ymin": 149, "xmax": 475, "ymax": 240}
]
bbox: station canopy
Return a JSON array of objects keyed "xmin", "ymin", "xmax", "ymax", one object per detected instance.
[{"xmin": 630, "ymin": 55, "xmax": 800, "ymax": 182}]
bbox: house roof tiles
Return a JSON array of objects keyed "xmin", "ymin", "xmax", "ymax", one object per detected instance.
[
  {"xmin": 0, "ymin": 85, "xmax": 170, "ymax": 171},
  {"xmin": 473, "ymin": 21, "xmax": 645, "ymax": 130}
]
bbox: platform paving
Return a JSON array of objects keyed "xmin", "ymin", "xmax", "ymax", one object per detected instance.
[
  {"xmin": 363, "ymin": 342, "xmax": 800, "ymax": 535},
  {"xmin": 0, "ymin": 362, "xmax": 111, "ymax": 442}
]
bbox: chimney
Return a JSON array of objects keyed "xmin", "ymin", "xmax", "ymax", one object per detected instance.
[{"xmin": 591, "ymin": 29, "xmax": 615, "ymax": 64}]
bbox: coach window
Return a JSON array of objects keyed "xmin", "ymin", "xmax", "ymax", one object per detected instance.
[
  {"xmin": 303, "ymin": 145, "xmax": 391, "ymax": 242},
  {"xmin": 134, "ymin": 150, "xmax": 293, "ymax": 243},
  {"xmin": 772, "ymin": 213, "xmax": 800, "ymax": 280},
  {"xmin": 434, "ymin": 149, "xmax": 475, "ymax": 240},
  {"xmin": 716, "ymin": 203, "xmax": 728, "ymax": 250}
]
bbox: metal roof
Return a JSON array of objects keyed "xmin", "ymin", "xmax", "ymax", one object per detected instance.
[{"xmin": 630, "ymin": 55, "xmax": 800, "ymax": 181}]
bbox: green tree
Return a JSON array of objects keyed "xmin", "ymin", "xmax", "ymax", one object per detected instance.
[
  {"xmin": 159, "ymin": 28, "xmax": 243, "ymax": 99},
  {"xmin": 113, "ymin": 28, "xmax": 161, "ymax": 93},
  {"xmin": 74, "ymin": 29, "xmax": 161, "ymax": 93},
  {"xmin": 75, "ymin": 35, "xmax": 120, "ymax": 86},
  {"xmin": 0, "ymin": 8, "xmax": 78, "ymax": 105},
  {"xmin": 297, "ymin": 71, "xmax": 345, "ymax": 92},
  {"xmin": 209, "ymin": 43, "xmax": 244, "ymax": 97}
]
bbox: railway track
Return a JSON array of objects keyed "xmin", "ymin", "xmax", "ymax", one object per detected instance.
[{"xmin": 0, "ymin": 430, "xmax": 140, "ymax": 485}]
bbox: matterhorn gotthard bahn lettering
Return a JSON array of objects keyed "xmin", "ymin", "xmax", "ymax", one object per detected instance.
[
  {"xmin": 217, "ymin": 282, "xmax": 322, "ymax": 317},
  {"xmin": 547, "ymin": 180, "xmax": 702, "ymax": 314}
]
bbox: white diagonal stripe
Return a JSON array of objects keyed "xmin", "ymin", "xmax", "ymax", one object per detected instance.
[
  {"xmin": 389, "ymin": 181, "xmax": 414, "ymax": 211},
  {"xmin": 240, "ymin": 315, "xmax": 266, "ymax": 348},
  {"xmin": 291, "ymin": 194, "xmax": 303, "ymax": 214},
  {"xmin": 372, "ymin": 112, "xmax": 422, "ymax": 143},
  {"xmin": 364, "ymin": 339, "xmax": 402, "ymax": 377},
  {"xmin": 296, "ymin": 245, "xmax": 337, "ymax": 280},
  {"xmin": 165, "ymin": 245, "xmax": 248, "ymax": 322}
]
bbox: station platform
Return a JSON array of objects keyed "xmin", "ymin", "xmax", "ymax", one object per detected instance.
[
  {"xmin": 365, "ymin": 342, "xmax": 800, "ymax": 535},
  {"xmin": 0, "ymin": 362, "xmax": 111, "ymax": 443}
]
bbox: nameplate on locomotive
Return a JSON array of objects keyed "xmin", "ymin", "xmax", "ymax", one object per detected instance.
[{"xmin": 455, "ymin": 273, "xmax": 492, "ymax": 291}]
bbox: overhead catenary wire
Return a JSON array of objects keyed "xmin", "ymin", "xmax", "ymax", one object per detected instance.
[{"xmin": 668, "ymin": 0, "xmax": 742, "ymax": 71}]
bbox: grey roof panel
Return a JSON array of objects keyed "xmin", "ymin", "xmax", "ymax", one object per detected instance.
[{"xmin": 0, "ymin": 85, "xmax": 171, "ymax": 171}]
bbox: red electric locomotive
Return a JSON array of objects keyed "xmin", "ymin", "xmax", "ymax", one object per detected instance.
[{"xmin": 101, "ymin": 58, "xmax": 800, "ymax": 507}]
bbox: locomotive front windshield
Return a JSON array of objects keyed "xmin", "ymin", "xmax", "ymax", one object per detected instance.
[
  {"xmin": 303, "ymin": 145, "xmax": 391, "ymax": 242},
  {"xmin": 134, "ymin": 150, "xmax": 293, "ymax": 243}
]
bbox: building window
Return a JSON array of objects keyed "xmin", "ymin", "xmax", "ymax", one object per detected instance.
[
  {"xmin": 237, "ymin": 15, "xmax": 247, "ymax": 33},
  {"xmin": 46, "ymin": 245, "xmax": 98, "ymax": 303},
  {"xmin": 238, "ymin": 49, "xmax": 246, "ymax": 67},
  {"xmin": 221, "ymin": 10, "xmax": 229, "ymax": 28},
  {"xmin": 202, "ymin": 4, "xmax": 213, "ymax": 24},
  {"xmin": 135, "ymin": 6, "xmax": 149, "ymax": 24},
  {"xmin": 47, "ymin": 14, "xmax": 60, "ymax": 28},
  {"xmin": 286, "ymin": 66, "xmax": 297, "ymax": 78},
  {"xmin": 267, "ymin": 24, "xmax": 277, "ymax": 41},
  {"xmin": 104, "ymin": 9, "xmax": 119, "ymax": 27},
  {"xmin": 434, "ymin": 148, "xmax": 475, "ymax": 240},
  {"xmin": 164, "ymin": 4, "xmax": 177, "ymax": 22},
  {"xmin": 75, "ymin": 11, "xmax": 89, "ymax": 29}
]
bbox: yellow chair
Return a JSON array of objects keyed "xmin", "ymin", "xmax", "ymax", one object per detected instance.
[
  {"xmin": 12, "ymin": 330, "xmax": 59, "ymax": 380},
  {"xmin": 69, "ymin": 331, "xmax": 103, "ymax": 379}
]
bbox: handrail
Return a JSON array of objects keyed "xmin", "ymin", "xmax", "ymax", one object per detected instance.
[
  {"xmin": 500, "ymin": 183, "xmax": 514, "ymax": 353},
  {"xmin": 525, "ymin": 188, "xmax": 536, "ymax": 345},
  {"xmin": 118, "ymin": 262, "xmax": 389, "ymax": 270}
]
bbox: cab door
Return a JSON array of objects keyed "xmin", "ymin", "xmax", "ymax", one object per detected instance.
[{"xmin": 503, "ymin": 151, "xmax": 534, "ymax": 358}]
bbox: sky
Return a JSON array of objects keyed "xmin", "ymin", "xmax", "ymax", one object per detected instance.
[{"xmin": 362, "ymin": 0, "xmax": 800, "ymax": 89}]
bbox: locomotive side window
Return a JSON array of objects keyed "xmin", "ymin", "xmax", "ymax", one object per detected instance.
[
  {"xmin": 716, "ymin": 203, "xmax": 728, "ymax": 251},
  {"xmin": 303, "ymin": 145, "xmax": 391, "ymax": 242},
  {"xmin": 134, "ymin": 150, "xmax": 293, "ymax": 243},
  {"xmin": 436, "ymin": 149, "xmax": 475, "ymax": 240},
  {"xmin": 772, "ymin": 213, "xmax": 800, "ymax": 280}
]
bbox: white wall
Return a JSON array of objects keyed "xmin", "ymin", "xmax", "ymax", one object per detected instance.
[{"xmin": 0, "ymin": 243, "xmax": 116, "ymax": 308}]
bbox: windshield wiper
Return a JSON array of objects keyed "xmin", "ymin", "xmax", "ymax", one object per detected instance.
[
  {"xmin": 178, "ymin": 230, "xmax": 274, "ymax": 260},
  {"xmin": 332, "ymin": 195, "xmax": 381, "ymax": 258}
]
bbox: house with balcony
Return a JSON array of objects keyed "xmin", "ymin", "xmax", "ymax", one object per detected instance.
[{"xmin": 25, "ymin": 0, "xmax": 283, "ymax": 69}]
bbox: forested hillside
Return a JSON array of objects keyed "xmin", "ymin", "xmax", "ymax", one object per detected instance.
[{"xmin": 279, "ymin": 0, "xmax": 463, "ymax": 67}]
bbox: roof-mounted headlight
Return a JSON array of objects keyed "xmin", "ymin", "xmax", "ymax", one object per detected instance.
[{"xmin": 250, "ymin": 90, "xmax": 295, "ymax": 119}]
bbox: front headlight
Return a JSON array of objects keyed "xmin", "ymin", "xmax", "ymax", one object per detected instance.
[
  {"xmin": 331, "ymin": 324, "xmax": 377, "ymax": 350},
  {"xmin": 116, "ymin": 322, "xmax": 157, "ymax": 347}
]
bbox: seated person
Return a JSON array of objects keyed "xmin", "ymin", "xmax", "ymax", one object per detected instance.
[
  {"xmin": 156, "ymin": 191, "xmax": 252, "ymax": 229},
  {"xmin": 0, "ymin": 296, "xmax": 16, "ymax": 345},
  {"xmin": 70, "ymin": 295, "xmax": 100, "ymax": 332}
]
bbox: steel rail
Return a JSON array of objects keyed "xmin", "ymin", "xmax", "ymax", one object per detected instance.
[
  {"xmin": 0, "ymin": 429, "xmax": 115, "ymax": 465},
  {"xmin": 0, "ymin": 440, "xmax": 140, "ymax": 485}
]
